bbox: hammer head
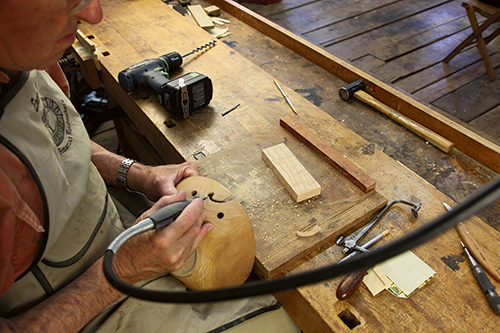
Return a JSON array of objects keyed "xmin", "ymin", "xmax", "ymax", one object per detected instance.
[{"xmin": 339, "ymin": 79, "xmax": 365, "ymax": 101}]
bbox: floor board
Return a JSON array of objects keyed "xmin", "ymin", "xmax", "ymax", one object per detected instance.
[
  {"xmin": 433, "ymin": 65, "xmax": 500, "ymax": 122},
  {"xmin": 470, "ymin": 104, "xmax": 500, "ymax": 140},
  {"xmin": 242, "ymin": 0, "xmax": 500, "ymax": 146}
]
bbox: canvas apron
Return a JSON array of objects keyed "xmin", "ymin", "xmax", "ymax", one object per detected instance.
[{"xmin": 0, "ymin": 70, "xmax": 123, "ymax": 316}]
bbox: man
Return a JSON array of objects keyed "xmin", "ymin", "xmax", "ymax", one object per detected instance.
[{"xmin": 0, "ymin": 0, "xmax": 299, "ymax": 331}]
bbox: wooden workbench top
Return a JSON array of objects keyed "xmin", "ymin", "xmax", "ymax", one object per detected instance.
[{"xmin": 77, "ymin": 0, "xmax": 500, "ymax": 331}]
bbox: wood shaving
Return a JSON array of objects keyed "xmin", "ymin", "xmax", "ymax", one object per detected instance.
[{"xmin": 296, "ymin": 225, "xmax": 321, "ymax": 238}]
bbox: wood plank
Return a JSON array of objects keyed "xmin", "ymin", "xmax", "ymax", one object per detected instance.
[
  {"xmin": 370, "ymin": 22, "xmax": 500, "ymax": 83},
  {"xmin": 242, "ymin": 0, "xmax": 315, "ymax": 17},
  {"xmin": 371, "ymin": 15, "xmax": 473, "ymax": 62},
  {"xmin": 208, "ymin": 0, "xmax": 500, "ymax": 173},
  {"xmin": 204, "ymin": 5, "xmax": 221, "ymax": 16},
  {"xmin": 412, "ymin": 50, "xmax": 500, "ymax": 103},
  {"xmin": 307, "ymin": 0, "xmax": 459, "ymax": 47},
  {"xmin": 395, "ymin": 41, "xmax": 496, "ymax": 93},
  {"xmin": 370, "ymin": 30, "xmax": 474, "ymax": 82},
  {"xmin": 262, "ymin": 143, "xmax": 322, "ymax": 203},
  {"xmin": 351, "ymin": 54, "xmax": 385, "ymax": 72},
  {"xmin": 469, "ymin": 104, "xmax": 500, "ymax": 140},
  {"xmin": 280, "ymin": 116, "xmax": 376, "ymax": 193},
  {"xmin": 268, "ymin": 0, "xmax": 399, "ymax": 36},
  {"xmin": 432, "ymin": 66, "xmax": 500, "ymax": 122}
]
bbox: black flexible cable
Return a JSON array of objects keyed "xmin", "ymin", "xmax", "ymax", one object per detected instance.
[{"xmin": 103, "ymin": 175, "xmax": 500, "ymax": 303}]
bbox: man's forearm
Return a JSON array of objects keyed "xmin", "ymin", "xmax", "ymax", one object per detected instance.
[
  {"xmin": 90, "ymin": 141, "xmax": 125, "ymax": 187},
  {"xmin": 8, "ymin": 258, "xmax": 122, "ymax": 332},
  {"xmin": 90, "ymin": 140, "xmax": 147, "ymax": 190},
  {"xmin": 90, "ymin": 140, "xmax": 200, "ymax": 201}
]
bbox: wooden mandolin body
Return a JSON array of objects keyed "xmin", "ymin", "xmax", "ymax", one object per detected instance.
[{"xmin": 171, "ymin": 176, "xmax": 256, "ymax": 290}]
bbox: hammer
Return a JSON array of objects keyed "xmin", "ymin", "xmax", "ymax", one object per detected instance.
[{"xmin": 339, "ymin": 80, "xmax": 454, "ymax": 153}]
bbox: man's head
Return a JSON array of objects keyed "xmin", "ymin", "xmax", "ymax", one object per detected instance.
[{"xmin": 0, "ymin": 0, "xmax": 103, "ymax": 73}]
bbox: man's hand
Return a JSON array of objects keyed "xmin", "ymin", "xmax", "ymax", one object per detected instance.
[
  {"xmin": 90, "ymin": 141, "xmax": 200, "ymax": 201},
  {"xmin": 126, "ymin": 162, "xmax": 200, "ymax": 201},
  {"xmin": 112, "ymin": 191, "xmax": 212, "ymax": 283}
]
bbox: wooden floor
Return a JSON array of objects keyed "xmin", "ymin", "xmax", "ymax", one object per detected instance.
[{"xmin": 241, "ymin": 0, "xmax": 500, "ymax": 146}]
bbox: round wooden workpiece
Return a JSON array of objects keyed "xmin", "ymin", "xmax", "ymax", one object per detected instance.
[{"xmin": 171, "ymin": 176, "xmax": 256, "ymax": 290}]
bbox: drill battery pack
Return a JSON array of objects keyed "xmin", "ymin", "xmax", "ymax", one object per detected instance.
[{"xmin": 158, "ymin": 72, "xmax": 213, "ymax": 119}]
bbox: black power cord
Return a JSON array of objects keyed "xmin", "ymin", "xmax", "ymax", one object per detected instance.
[{"xmin": 103, "ymin": 176, "xmax": 500, "ymax": 303}]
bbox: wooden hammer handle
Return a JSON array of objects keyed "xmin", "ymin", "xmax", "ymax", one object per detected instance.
[{"xmin": 354, "ymin": 91, "xmax": 454, "ymax": 153}]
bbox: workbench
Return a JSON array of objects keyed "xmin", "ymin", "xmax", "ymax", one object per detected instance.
[{"xmin": 76, "ymin": 0, "xmax": 500, "ymax": 331}]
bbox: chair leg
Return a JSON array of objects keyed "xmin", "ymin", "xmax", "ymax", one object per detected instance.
[
  {"xmin": 465, "ymin": 4, "xmax": 495, "ymax": 80},
  {"xmin": 444, "ymin": 4, "xmax": 500, "ymax": 80}
]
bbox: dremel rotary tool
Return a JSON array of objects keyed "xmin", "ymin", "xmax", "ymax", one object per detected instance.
[{"xmin": 118, "ymin": 41, "xmax": 216, "ymax": 119}]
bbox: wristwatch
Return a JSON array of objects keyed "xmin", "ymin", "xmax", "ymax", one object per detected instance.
[{"xmin": 117, "ymin": 158, "xmax": 136, "ymax": 192}]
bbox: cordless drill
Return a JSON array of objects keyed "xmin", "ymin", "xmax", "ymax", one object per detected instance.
[{"xmin": 118, "ymin": 41, "xmax": 216, "ymax": 119}]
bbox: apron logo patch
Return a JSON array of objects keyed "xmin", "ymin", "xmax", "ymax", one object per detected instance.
[
  {"xmin": 31, "ymin": 92, "xmax": 40, "ymax": 112},
  {"xmin": 41, "ymin": 97, "xmax": 73, "ymax": 154}
]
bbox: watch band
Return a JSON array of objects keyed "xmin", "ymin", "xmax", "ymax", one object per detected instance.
[{"xmin": 117, "ymin": 158, "xmax": 136, "ymax": 191}]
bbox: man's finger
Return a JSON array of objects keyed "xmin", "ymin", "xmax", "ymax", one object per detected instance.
[{"xmin": 163, "ymin": 197, "xmax": 205, "ymax": 238}]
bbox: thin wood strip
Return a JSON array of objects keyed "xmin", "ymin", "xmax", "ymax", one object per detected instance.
[
  {"xmin": 208, "ymin": 0, "xmax": 500, "ymax": 173},
  {"xmin": 280, "ymin": 116, "xmax": 375, "ymax": 193}
]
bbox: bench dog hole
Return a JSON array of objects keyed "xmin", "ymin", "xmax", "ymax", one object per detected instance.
[{"xmin": 338, "ymin": 309, "xmax": 360, "ymax": 329}]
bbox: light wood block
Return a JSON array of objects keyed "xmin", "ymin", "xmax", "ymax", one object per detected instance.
[
  {"xmin": 262, "ymin": 143, "xmax": 321, "ymax": 202},
  {"xmin": 204, "ymin": 5, "xmax": 221, "ymax": 17},
  {"xmin": 188, "ymin": 5, "xmax": 215, "ymax": 29}
]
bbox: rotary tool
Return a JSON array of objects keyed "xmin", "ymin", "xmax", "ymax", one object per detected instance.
[
  {"xmin": 118, "ymin": 41, "xmax": 216, "ymax": 119},
  {"xmin": 105, "ymin": 197, "xmax": 206, "ymax": 263}
]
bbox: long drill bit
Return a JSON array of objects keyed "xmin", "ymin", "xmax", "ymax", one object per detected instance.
[{"xmin": 182, "ymin": 40, "xmax": 217, "ymax": 58}]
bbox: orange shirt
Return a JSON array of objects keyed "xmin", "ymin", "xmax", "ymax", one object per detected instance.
[{"xmin": 0, "ymin": 143, "xmax": 46, "ymax": 296}]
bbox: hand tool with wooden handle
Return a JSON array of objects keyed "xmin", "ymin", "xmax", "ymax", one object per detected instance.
[
  {"xmin": 462, "ymin": 242, "xmax": 500, "ymax": 315},
  {"xmin": 339, "ymin": 80, "xmax": 454, "ymax": 153},
  {"xmin": 337, "ymin": 268, "xmax": 369, "ymax": 300},
  {"xmin": 336, "ymin": 231, "xmax": 390, "ymax": 300},
  {"xmin": 443, "ymin": 202, "xmax": 500, "ymax": 283}
]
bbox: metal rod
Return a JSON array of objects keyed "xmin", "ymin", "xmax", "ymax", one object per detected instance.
[
  {"xmin": 274, "ymin": 79, "xmax": 298, "ymax": 115},
  {"xmin": 221, "ymin": 103, "xmax": 240, "ymax": 116}
]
